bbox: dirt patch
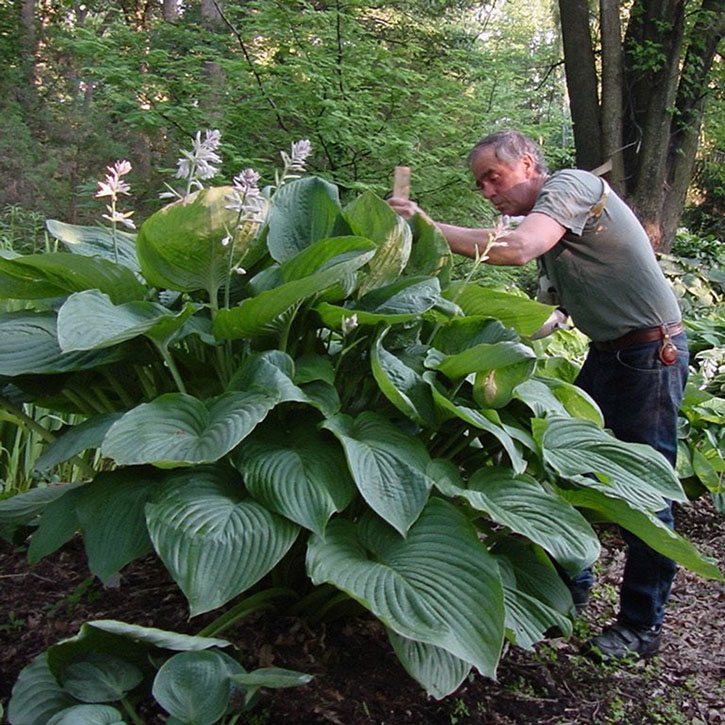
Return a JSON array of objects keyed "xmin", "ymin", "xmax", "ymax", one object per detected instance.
[{"xmin": 1, "ymin": 499, "xmax": 724, "ymax": 724}]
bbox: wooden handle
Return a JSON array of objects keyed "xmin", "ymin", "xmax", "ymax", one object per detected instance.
[{"xmin": 393, "ymin": 166, "xmax": 411, "ymax": 200}]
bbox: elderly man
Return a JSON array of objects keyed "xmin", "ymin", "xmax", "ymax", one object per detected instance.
[{"xmin": 388, "ymin": 129, "xmax": 689, "ymax": 659}]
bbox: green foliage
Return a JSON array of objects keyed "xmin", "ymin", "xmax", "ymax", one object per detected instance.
[
  {"xmin": 1, "ymin": 146, "xmax": 721, "ymax": 707},
  {"xmin": 8, "ymin": 620, "xmax": 311, "ymax": 724}
]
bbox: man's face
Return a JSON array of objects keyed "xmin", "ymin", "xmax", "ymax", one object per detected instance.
[{"xmin": 470, "ymin": 145, "xmax": 539, "ymax": 216}]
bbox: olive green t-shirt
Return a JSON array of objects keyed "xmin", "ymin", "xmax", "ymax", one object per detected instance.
[{"xmin": 533, "ymin": 170, "xmax": 681, "ymax": 342}]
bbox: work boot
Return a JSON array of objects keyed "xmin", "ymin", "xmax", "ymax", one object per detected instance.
[{"xmin": 582, "ymin": 622, "xmax": 662, "ymax": 660}]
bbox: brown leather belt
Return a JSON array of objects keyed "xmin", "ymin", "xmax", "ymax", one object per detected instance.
[{"xmin": 593, "ymin": 322, "xmax": 685, "ymax": 352}]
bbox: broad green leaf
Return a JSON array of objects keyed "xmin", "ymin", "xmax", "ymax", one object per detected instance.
[
  {"xmin": 425, "ymin": 379, "xmax": 526, "ymax": 474},
  {"xmin": 387, "ymin": 631, "xmax": 470, "ymax": 700},
  {"xmin": 514, "ymin": 377, "xmax": 603, "ymax": 425},
  {"xmin": 432, "ymin": 462, "xmax": 599, "ymax": 574},
  {"xmin": 0, "ymin": 253, "xmax": 145, "ymax": 304},
  {"xmin": 27, "ymin": 485, "xmax": 84, "ymax": 565},
  {"xmin": 61, "ymin": 653, "xmax": 143, "ymax": 703},
  {"xmin": 136, "ymin": 186, "xmax": 261, "ymax": 297},
  {"xmin": 371, "ymin": 327, "xmax": 436, "ymax": 427},
  {"xmin": 0, "ymin": 312, "xmax": 128, "ymax": 376},
  {"xmin": 403, "ymin": 213, "xmax": 452, "ymax": 284},
  {"xmin": 345, "ymin": 191, "xmax": 412, "ymax": 294},
  {"xmin": 76, "ymin": 470, "xmax": 157, "ymax": 584},
  {"xmin": 472, "ymin": 360, "xmax": 536, "ymax": 409},
  {"xmin": 57, "ymin": 290, "xmax": 198, "ymax": 352},
  {"xmin": 560, "ymin": 489, "xmax": 724, "ymax": 580},
  {"xmin": 145, "ymin": 466, "xmax": 299, "ymax": 615},
  {"xmin": 214, "ymin": 237, "xmax": 376, "ymax": 339},
  {"xmin": 229, "ymin": 667, "xmax": 313, "ymax": 689},
  {"xmin": 293, "ymin": 353, "xmax": 336, "ymax": 385},
  {"xmin": 102, "ymin": 391, "xmax": 279, "ymax": 467},
  {"xmin": 432, "ymin": 317, "xmax": 518, "ymax": 353},
  {"xmin": 152, "ymin": 650, "xmax": 242, "ymax": 725},
  {"xmin": 8, "ymin": 654, "xmax": 75, "ymax": 725},
  {"xmin": 267, "ymin": 177, "xmax": 344, "ymax": 262},
  {"xmin": 234, "ymin": 423, "xmax": 355, "ymax": 536},
  {"xmin": 47, "ymin": 705, "xmax": 125, "ymax": 725},
  {"xmin": 46, "ymin": 219, "xmax": 139, "ymax": 272},
  {"xmin": 35, "ymin": 413, "xmax": 123, "ymax": 472},
  {"xmin": 321, "ymin": 412, "xmax": 432, "ymax": 535},
  {"xmin": 0, "ymin": 482, "xmax": 83, "ymax": 528},
  {"xmin": 307, "ymin": 498, "xmax": 505, "ymax": 678},
  {"xmin": 426, "ymin": 340, "xmax": 536, "ymax": 380},
  {"xmin": 315, "ymin": 276, "xmax": 441, "ymax": 329},
  {"xmin": 452, "ymin": 284, "xmax": 553, "ymax": 336},
  {"xmin": 540, "ymin": 417, "xmax": 687, "ymax": 509}
]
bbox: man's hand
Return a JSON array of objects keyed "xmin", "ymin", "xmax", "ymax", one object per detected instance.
[
  {"xmin": 387, "ymin": 196, "xmax": 434, "ymax": 224},
  {"xmin": 529, "ymin": 307, "xmax": 570, "ymax": 340}
]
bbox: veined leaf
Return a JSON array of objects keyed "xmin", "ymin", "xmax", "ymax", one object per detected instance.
[
  {"xmin": 27, "ymin": 485, "xmax": 84, "ymax": 565},
  {"xmin": 403, "ymin": 213, "xmax": 452, "ymax": 284},
  {"xmin": 61, "ymin": 653, "xmax": 143, "ymax": 703},
  {"xmin": 387, "ymin": 631, "xmax": 471, "ymax": 700},
  {"xmin": 451, "ymin": 284, "xmax": 553, "ymax": 336},
  {"xmin": 0, "ymin": 482, "xmax": 84, "ymax": 528},
  {"xmin": 371, "ymin": 327, "xmax": 436, "ymax": 427},
  {"xmin": 427, "ymin": 340, "xmax": 536, "ymax": 379},
  {"xmin": 321, "ymin": 412, "xmax": 432, "ymax": 535},
  {"xmin": 214, "ymin": 237, "xmax": 376, "ymax": 339},
  {"xmin": 101, "ymin": 391, "xmax": 279, "ymax": 467},
  {"xmin": 46, "ymin": 704, "xmax": 125, "ymax": 724},
  {"xmin": 47, "ymin": 219, "xmax": 139, "ymax": 272},
  {"xmin": 515, "ymin": 377, "xmax": 603, "ymax": 425},
  {"xmin": 234, "ymin": 423, "xmax": 355, "ymax": 536},
  {"xmin": 267, "ymin": 177, "xmax": 344, "ymax": 262},
  {"xmin": 539, "ymin": 416, "xmax": 687, "ymax": 509},
  {"xmin": 57, "ymin": 290, "xmax": 198, "ymax": 352},
  {"xmin": 145, "ymin": 466, "xmax": 299, "ymax": 615},
  {"xmin": 0, "ymin": 312, "xmax": 128, "ymax": 376},
  {"xmin": 0, "ymin": 253, "xmax": 145, "ymax": 304},
  {"xmin": 8, "ymin": 654, "xmax": 75, "ymax": 725},
  {"xmin": 306, "ymin": 498, "xmax": 505, "ymax": 678}
]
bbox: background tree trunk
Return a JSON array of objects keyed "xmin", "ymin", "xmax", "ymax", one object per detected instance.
[{"xmin": 558, "ymin": 0, "xmax": 602, "ymax": 170}]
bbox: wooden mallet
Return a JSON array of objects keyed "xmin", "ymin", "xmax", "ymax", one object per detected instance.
[{"xmin": 393, "ymin": 166, "xmax": 411, "ymax": 200}]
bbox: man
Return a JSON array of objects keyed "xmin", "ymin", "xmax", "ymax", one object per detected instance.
[{"xmin": 388, "ymin": 129, "xmax": 689, "ymax": 659}]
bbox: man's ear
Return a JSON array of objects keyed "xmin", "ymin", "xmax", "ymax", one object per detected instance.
[{"xmin": 521, "ymin": 153, "xmax": 536, "ymax": 177}]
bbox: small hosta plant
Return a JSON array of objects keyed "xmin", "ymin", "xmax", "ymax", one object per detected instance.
[{"xmin": 1, "ymin": 133, "xmax": 722, "ymax": 715}]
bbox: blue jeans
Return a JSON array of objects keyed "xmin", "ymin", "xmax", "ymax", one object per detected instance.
[{"xmin": 572, "ymin": 332, "xmax": 689, "ymax": 628}]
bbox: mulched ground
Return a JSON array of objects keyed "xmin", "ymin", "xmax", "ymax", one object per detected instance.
[{"xmin": 1, "ymin": 498, "xmax": 724, "ymax": 724}]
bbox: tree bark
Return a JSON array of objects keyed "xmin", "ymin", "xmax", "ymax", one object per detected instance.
[
  {"xmin": 558, "ymin": 0, "xmax": 602, "ymax": 170},
  {"xmin": 599, "ymin": 0, "xmax": 625, "ymax": 195},
  {"xmin": 163, "ymin": 0, "xmax": 180, "ymax": 22}
]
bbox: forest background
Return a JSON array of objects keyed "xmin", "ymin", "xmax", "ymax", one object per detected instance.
[{"xmin": 2, "ymin": 0, "xmax": 724, "ymax": 255}]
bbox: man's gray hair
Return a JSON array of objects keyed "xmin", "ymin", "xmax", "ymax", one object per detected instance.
[{"xmin": 469, "ymin": 130, "xmax": 548, "ymax": 174}]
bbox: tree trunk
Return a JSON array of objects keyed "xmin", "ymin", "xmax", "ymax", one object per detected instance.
[
  {"xmin": 163, "ymin": 0, "xmax": 180, "ymax": 22},
  {"xmin": 558, "ymin": 0, "xmax": 602, "ymax": 170},
  {"xmin": 201, "ymin": 0, "xmax": 227, "ymax": 122},
  {"xmin": 18, "ymin": 0, "xmax": 38, "ymax": 104},
  {"xmin": 599, "ymin": 0, "xmax": 625, "ymax": 195}
]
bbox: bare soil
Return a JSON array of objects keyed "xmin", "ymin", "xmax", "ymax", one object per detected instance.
[{"xmin": 1, "ymin": 499, "xmax": 724, "ymax": 724}]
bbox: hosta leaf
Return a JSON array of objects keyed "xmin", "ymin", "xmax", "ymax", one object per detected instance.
[
  {"xmin": 27, "ymin": 485, "xmax": 84, "ymax": 565},
  {"xmin": 321, "ymin": 412, "xmax": 432, "ymax": 535},
  {"xmin": 515, "ymin": 377, "xmax": 603, "ymax": 425},
  {"xmin": 136, "ymin": 186, "xmax": 261, "ymax": 296},
  {"xmin": 229, "ymin": 667, "xmax": 313, "ymax": 689},
  {"xmin": 344, "ymin": 191, "xmax": 412, "ymax": 294},
  {"xmin": 432, "ymin": 462, "xmax": 599, "ymax": 574},
  {"xmin": 307, "ymin": 498, "xmax": 505, "ymax": 678},
  {"xmin": 425, "ymin": 379, "xmax": 526, "ymax": 474},
  {"xmin": 152, "ymin": 650, "xmax": 242, "ymax": 725},
  {"xmin": 403, "ymin": 213, "xmax": 452, "ymax": 284},
  {"xmin": 0, "ymin": 253, "xmax": 145, "ymax": 304},
  {"xmin": 35, "ymin": 413, "xmax": 123, "ymax": 472},
  {"xmin": 426, "ymin": 340, "xmax": 536, "ymax": 380},
  {"xmin": 0, "ymin": 312, "xmax": 127, "ymax": 376},
  {"xmin": 214, "ymin": 237, "xmax": 376, "ymax": 339},
  {"xmin": 371, "ymin": 327, "xmax": 436, "ymax": 427},
  {"xmin": 8, "ymin": 654, "xmax": 75, "ymax": 725},
  {"xmin": 57, "ymin": 290, "xmax": 198, "ymax": 352},
  {"xmin": 387, "ymin": 631, "xmax": 471, "ymax": 700},
  {"xmin": 47, "ymin": 219, "xmax": 139, "ymax": 272},
  {"xmin": 102, "ymin": 391, "xmax": 279, "ymax": 467},
  {"xmin": 560, "ymin": 488, "xmax": 724, "ymax": 580},
  {"xmin": 432, "ymin": 317, "xmax": 518, "ymax": 353},
  {"xmin": 234, "ymin": 423, "xmax": 355, "ymax": 536},
  {"xmin": 472, "ymin": 360, "xmax": 536, "ymax": 409},
  {"xmin": 451, "ymin": 283, "xmax": 553, "ymax": 336},
  {"xmin": 76, "ymin": 470, "xmax": 157, "ymax": 584},
  {"xmin": 0, "ymin": 482, "xmax": 83, "ymax": 528},
  {"xmin": 145, "ymin": 466, "xmax": 299, "ymax": 615},
  {"xmin": 46, "ymin": 704, "xmax": 125, "ymax": 725},
  {"xmin": 540, "ymin": 416, "xmax": 687, "ymax": 509},
  {"xmin": 61, "ymin": 653, "xmax": 143, "ymax": 703},
  {"xmin": 266, "ymin": 176, "xmax": 344, "ymax": 262}
]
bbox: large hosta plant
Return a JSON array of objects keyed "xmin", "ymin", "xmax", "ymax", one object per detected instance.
[{"xmin": 1, "ymin": 146, "xmax": 722, "ymax": 717}]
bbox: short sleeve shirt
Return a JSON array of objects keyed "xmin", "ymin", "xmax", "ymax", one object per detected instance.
[{"xmin": 532, "ymin": 170, "xmax": 681, "ymax": 342}]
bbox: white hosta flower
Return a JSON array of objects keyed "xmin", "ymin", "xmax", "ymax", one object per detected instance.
[
  {"xmin": 102, "ymin": 206, "xmax": 136, "ymax": 229},
  {"xmin": 341, "ymin": 314, "xmax": 359, "ymax": 335},
  {"xmin": 225, "ymin": 167, "xmax": 265, "ymax": 217},
  {"xmin": 221, "ymin": 234, "xmax": 233, "ymax": 247},
  {"xmin": 174, "ymin": 129, "xmax": 222, "ymax": 182},
  {"xmin": 233, "ymin": 266, "xmax": 247, "ymax": 275},
  {"xmin": 96, "ymin": 160, "xmax": 132, "ymax": 198},
  {"xmin": 280, "ymin": 138, "xmax": 312, "ymax": 175}
]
